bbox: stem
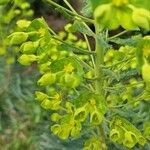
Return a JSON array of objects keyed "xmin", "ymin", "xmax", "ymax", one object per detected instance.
[
  {"xmin": 63, "ymin": 0, "xmax": 76, "ymax": 13},
  {"xmin": 63, "ymin": 0, "xmax": 96, "ymax": 67},
  {"xmin": 95, "ymin": 27, "xmax": 104, "ymax": 95},
  {"xmin": 63, "ymin": 0, "xmax": 95, "ymax": 37},
  {"xmin": 46, "ymin": 0, "xmax": 94, "ymax": 24},
  {"xmin": 48, "ymin": 27, "xmax": 57, "ymax": 36},
  {"xmin": 51, "ymin": 35, "xmax": 95, "ymax": 55},
  {"xmin": 94, "ymin": 24, "xmax": 106, "ymax": 149},
  {"xmin": 103, "ymin": 56, "xmax": 135, "ymax": 69},
  {"xmin": 84, "ymin": 34, "xmax": 96, "ymax": 69},
  {"xmin": 107, "ymin": 30, "xmax": 129, "ymax": 41},
  {"xmin": 73, "ymin": 54, "xmax": 94, "ymax": 71}
]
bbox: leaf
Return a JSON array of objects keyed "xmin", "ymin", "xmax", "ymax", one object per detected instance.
[
  {"xmin": 111, "ymin": 116, "xmax": 147, "ymax": 147},
  {"xmin": 26, "ymin": 18, "xmax": 51, "ymax": 41},
  {"xmin": 50, "ymin": 57, "xmax": 84, "ymax": 75},
  {"xmin": 81, "ymin": 0, "xmax": 92, "ymax": 17},
  {"xmin": 103, "ymin": 68, "xmax": 120, "ymax": 81},
  {"xmin": 27, "ymin": 18, "xmax": 49, "ymax": 31},
  {"xmin": 110, "ymin": 38, "xmax": 138, "ymax": 46},
  {"xmin": 119, "ymin": 69, "xmax": 139, "ymax": 81},
  {"xmin": 74, "ymin": 91, "xmax": 107, "ymax": 114},
  {"xmin": 58, "ymin": 43, "xmax": 94, "ymax": 55},
  {"xmin": 112, "ymin": 116, "xmax": 146, "ymax": 140},
  {"xmin": 71, "ymin": 20, "xmax": 94, "ymax": 36},
  {"xmin": 97, "ymin": 33, "xmax": 111, "ymax": 50}
]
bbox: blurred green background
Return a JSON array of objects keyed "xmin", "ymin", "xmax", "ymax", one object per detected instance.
[
  {"xmin": 0, "ymin": 0, "xmax": 83, "ymax": 149},
  {"xmin": 0, "ymin": 0, "xmax": 150, "ymax": 150}
]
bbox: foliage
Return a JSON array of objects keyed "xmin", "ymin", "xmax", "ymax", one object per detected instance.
[{"xmin": 3, "ymin": 0, "xmax": 150, "ymax": 150}]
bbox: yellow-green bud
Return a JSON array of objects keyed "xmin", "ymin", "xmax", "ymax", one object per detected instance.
[
  {"xmin": 142, "ymin": 63, "xmax": 150, "ymax": 83},
  {"xmin": 123, "ymin": 131, "xmax": 136, "ymax": 148},
  {"xmin": 41, "ymin": 99, "xmax": 52, "ymax": 109},
  {"xmin": 9, "ymin": 32, "xmax": 28, "ymax": 45},
  {"xmin": 90, "ymin": 111, "xmax": 103, "ymax": 125},
  {"xmin": 35, "ymin": 91, "xmax": 49, "ymax": 102},
  {"xmin": 17, "ymin": 20, "xmax": 31, "ymax": 28},
  {"xmin": 50, "ymin": 113, "xmax": 62, "ymax": 122},
  {"xmin": 70, "ymin": 122, "xmax": 81, "ymax": 137},
  {"xmin": 18, "ymin": 54, "xmax": 37, "ymax": 65},
  {"xmin": 132, "ymin": 8, "xmax": 150, "ymax": 31},
  {"xmin": 60, "ymin": 73, "xmax": 81, "ymax": 88},
  {"xmin": 64, "ymin": 23, "xmax": 73, "ymax": 32},
  {"xmin": 74, "ymin": 107, "xmax": 87, "ymax": 122},
  {"xmin": 20, "ymin": 41, "xmax": 38, "ymax": 54},
  {"xmin": 58, "ymin": 125, "xmax": 71, "ymax": 140},
  {"xmin": 110, "ymin": 129, "xmax": 120, "ymax": 142},
  {"xmin": 51, "ymin": 124, "xmax": 61, "ymax": 135},
  {"xmin": 38, "ymin": 72, "xmax": 56, "ymax": 86},
  {"xmin": 20, "ymin": 2, "xmax": 30, "ymax": 9}
]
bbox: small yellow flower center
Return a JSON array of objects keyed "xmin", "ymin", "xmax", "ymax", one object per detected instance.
[
  {"xmin": 63, "ymin": 63, "xmax": 74, "ymax": 73},
  {"xmin": 89, "ymin": 98, "xmax": 96, "ymax": 105},
  {"xmin": 53, "ymin": 93, "xmax": 62, "ymax": 101},
  {"xmin": 39, "ymin": 28, "xmax": 46, "ymax": 37},
  {"xmin": 115, "ymin": 119, "xmax": 122, "ymax": 126}
]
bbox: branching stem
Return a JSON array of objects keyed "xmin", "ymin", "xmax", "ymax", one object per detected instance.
[
  {"xmin": 46, "ymin": 0, "xmax": 94, "ymax": 24},
  {"xmin": 94, "ymin": 24, "xmax": 106, "ymax": 149}
]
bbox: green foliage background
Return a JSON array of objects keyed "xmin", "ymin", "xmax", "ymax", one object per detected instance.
[
  {"xmin": 0, "ymin": 0, "xmax": 150, "ymax": 150},
  {"xmin": 0, "ymin": 0, "xmax": 82, "ymax": 149}
]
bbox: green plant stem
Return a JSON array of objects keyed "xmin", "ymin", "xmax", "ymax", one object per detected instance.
[
  {"xmin": 73, "ymin": 54, "xmax": 94, "ymax": 71},
  {"xmin": 107, "ymin": 30, "xmax": 129, "ymax": 41},
  {"xmin": 95, "ymin": 24, "xmax": 106, "ymax": 149},
  {"xmin": 105, "ymin": 81, "xmax": 144, "ymax": 90},
  {"xmin": 63, "ymin": 0, "xmax": 76, "ymax": 13},
  {"xmin": 63, "ymin": 0, "xmax": 95, "ymax": 67},
  {"xmin": 63, "ymin": 0, "xmax": 95, "ymax": 37},
  {"xmin": 84, "ymin": 34, "xmax": 96, "ymax": 69},
  {"xmin": 51, "ymin": 35, "xmax": 95, "ymax": 55},
  {"xmin": 46, "ymin": 0, "xmax": 94, "ymax": 23},
  {"xmin": 48, "ymin": 27, "xmax": 57, "ymax": 35},
  {"xmin": 103, "ymin": 56, "xmax": 135, "ymax": 69},
  {"xmin": 95, "ymin": 28, "xmax": 104, "ymax": 95}
]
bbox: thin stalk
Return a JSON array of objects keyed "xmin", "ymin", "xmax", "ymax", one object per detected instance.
[
  {"xmin": 73, "ymin": 54, "xmax": 94, "ymax": 71},
  {"xmin": 46, "ymin": 0, "xmax": 94, "ymax": 23},
  {"xmin": 51, "ymin": 36, "xmax": 95, "ymax": 55},
  {"xmin": 48, "ymin": 27, "xmax": 57, "ymax": 36},
  {"xmin": 63, "ymin": 0, "xmax": 76, "ymax": 13},
  {"xmin": 84, "ymin": 34, "xmax": 96, "ymax": 69},
  {"xmin": 63, "ymin": 0, "xmax": 95, "ymax": 37},
  {"xmin": 104, "ymin": 81, "xmax": 144, "ymax": 90},
  {"xmin": 108, "ymin": 30, "xmax": 129, "ymax": 41},
  {"xmin": 63, "ymin": 0, "xmax": 96, "ymax": 67},
  {"xmin": 109, "ymin": 95, "xmax": 146, "ymax": 109},
  {"xmin": 103, "ymin": 56, "xmax": 135, "ymax": 69},
  {"xmin": 95, "ymin": 28, "xmax": 104, "ymax": 95}
]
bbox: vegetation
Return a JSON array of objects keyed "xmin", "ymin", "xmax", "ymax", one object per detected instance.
[{"xmin": 0, "ymin": 0, "xmax": 150, "ymax": 149}]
